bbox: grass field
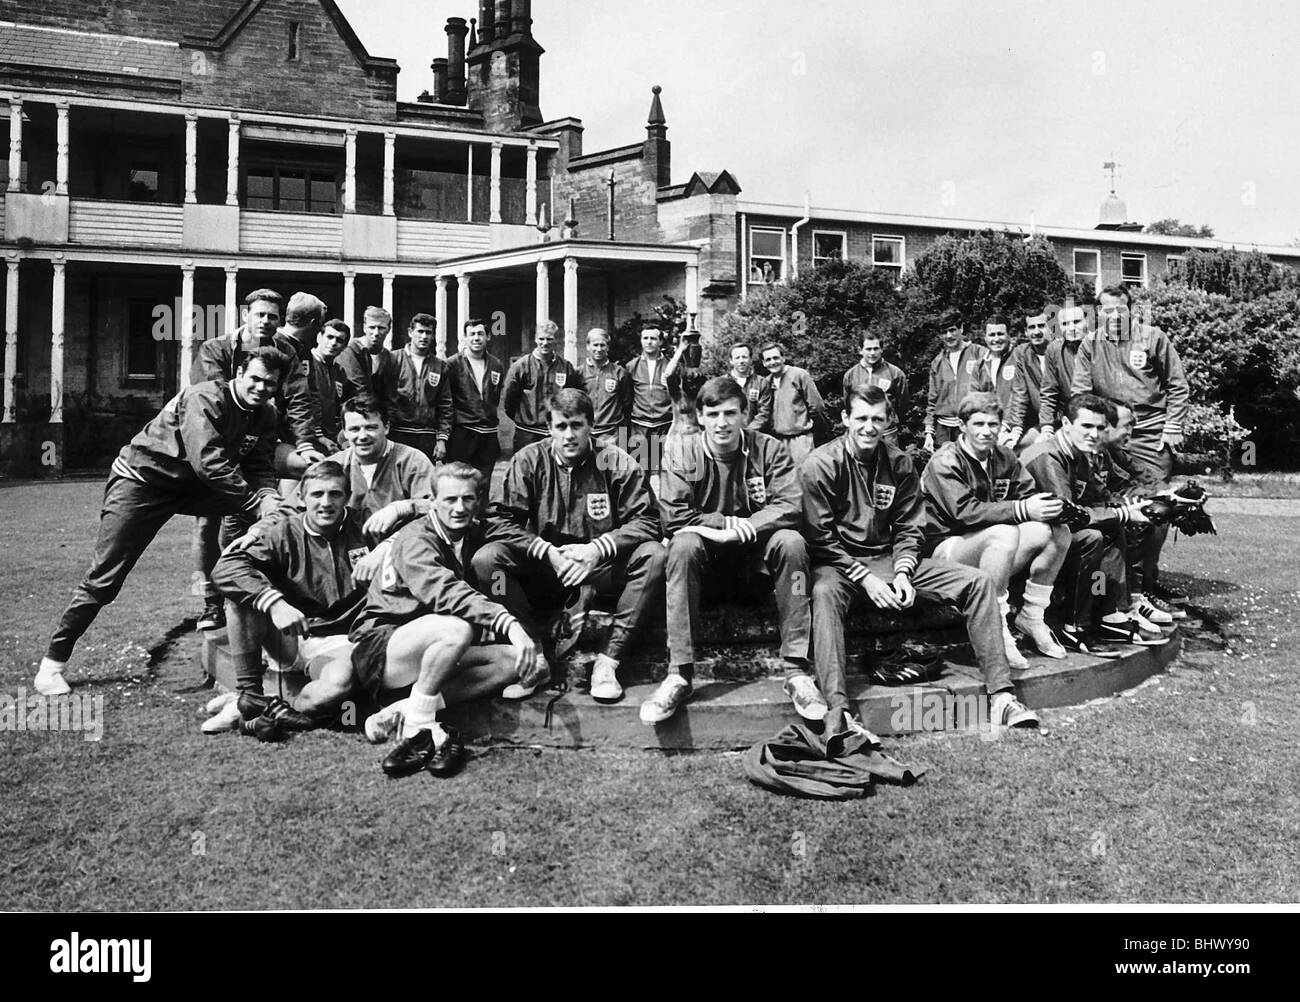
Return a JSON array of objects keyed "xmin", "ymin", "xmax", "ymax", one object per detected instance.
[{"xmin": 2, "ymin": 480, "xmax": 1297, "ymax": 908}]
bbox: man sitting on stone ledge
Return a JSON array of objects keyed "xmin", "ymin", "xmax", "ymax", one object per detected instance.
[
  {"xmin": 650, "ymin": 376, "xmax": 823, "ymax": 725},
  {"xmin": 801, "ymin": 384, "xmax": 1040, "ymax": 733},
  {"xmin": 204, "ymin": 460, "xmax": 386, "ymax": 740},
  {"xmin": 349, "ymin": 463, "xmax": 546, "ymax": 779},
  {"xmin": 473, "ymin": 388, "xmax": 666, "ymax": 705},
  {"xmin": 920, "ymin": 391, "xmax": 1071, "ymax": 666}
]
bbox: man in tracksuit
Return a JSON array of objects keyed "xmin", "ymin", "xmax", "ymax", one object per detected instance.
[
  {"xmin": 1071, "ymin": 284, "xmax": 1191, "ymax": 612},
  {"xmin": 581, "ymin": 328, "xmax": 632, "ymax": 447},
  {"xmin": 349, "ymin": 462, "xmax": 546, "ymax": 779},
  {"xmin": 206, "ymin": 459, "xmax": 384, "ymax": 740},
  {"xmin": 34, "ymin": 348, "xmax": 286, "ymax": 697},
  {"xmin": 981, "ymin": 315, "xmax": 1019, "ymax": 415},
  {"xmin": 391, "ymin": 313, "xmax": 454, "ymax": 465},
  {"xmin": 309, "ymin": 319, "xmax": 352, "ymax": 451},
  {"xmin": 761, "ymin": 341, "xmax": 827, "ymax": 465},
  {"xmin": 920, "ymin": 391, "xmax": 1072, "ymax": 667},
  {"xmin": 502, "ymin": 319, "xmax": 582, "ymax": 454},
  {"xmin": 802, "ymin": 383, "xmax": 1039, "ymax": 733},
  {"xmin": 842, "ymin": 330, "xmax": 910, "ymax": 449},
  {"xmin": 729, "ymin": 344, "xmax": 773, "ymax": 433},
  {"xmin": 445, "ymin": 317, "xmax": 506, "ymax": 489},
  {"xmin": 1037, "ymin": 304, "xmax": 1089, "ymax": 436},
  {"xmin": 1002, "ymin": 310, "xmax": 1052, "ymax": 451},
  {"xmin": 474, "ymin": 388, "xmax": 666, "ymax": 705},
  {"xmin": 338, "ymin": 306, "xmax": 401, "ymax": 415},
  {"xmin": 626, "ymin": 325, "xmax": 686, "ymax": 478},
  {"xmin": 924, "ymin": 311, "xmax": 993, "ymax": 452},
  {"xmin": 649, "ymin": 376, "xmax": 821, "ymax": 725},
  {"xmin": 1022, "ymin": 392, "xmax": 1166, "ymax": 655}
]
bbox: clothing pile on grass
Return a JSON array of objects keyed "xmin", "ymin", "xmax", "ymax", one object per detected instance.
[{"xmin": 744, "ymin": 722, "xmax": 926, "ymax": 800}]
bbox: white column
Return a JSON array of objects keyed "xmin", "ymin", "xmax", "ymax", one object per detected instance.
[
  {"xmin": 383, "ymin": 131, "xmax": 396, "ymax": 216},
  {"xmin": 344, "ymin": 128, "xmax": 357, "ymax": 213},
  {"xmin": 685, "ymin": 261, "xmax": 700, "ymax": 317},
  {"xmin": 226, "ymin": 116, "xmax": 240, "ymax": 206},
  {"xmin": 525, "ymin": 145, "xmax": 538, "ymax": 225},
  {"xmin": 342, "ymin": 269, "xmax": 356, "ymax": 334},
  {"xmin": 456, "ymin": 274, "xmax": 471, "ymax": 353},
  {"xmin": 50, "ymin": 257, "xmax": 66, "ymax": 423},
  {"xmin": 55, "ymin": 102, "xmax": 70, "ymax": 196},
  {"xmin": 435, "ymin": 276, "xmax": 449, "ymax": 358},
  {"xmin": 223, "ymin": 264, "xmax": 239, "ymax": 335},
  {"xmin": 466, "ymin": 145, "xmax": 475, "ymax": 222},
  {"xmin": 535, "ymin": 260, "xmax": 550, "ymax": 330},
  {"xmin": 3, "ymin": 255, "xmax": 18, "ymax": 423},
  {"xmin": 382, "ymin": 272, "xmax": 395, "ymax": 348},
  {"xmin": 179, "ymin": 262, "xmax": 195, "ymax": 389},
  {"xmin": 562, "ymin": 256, "xmax": 579, "ymax": 365},
  {"xmin": 8, "ymin": 98, "xmax": 23, "ymax": 193},
  {"xmin": 489, "ymin": 142, "xmax": 502, "ymax": 224},
  {"xmin": 184, "ymin": 112, "xmax": 198, "ymax": 204}
]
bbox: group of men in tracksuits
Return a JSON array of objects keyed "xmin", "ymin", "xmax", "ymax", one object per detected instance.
[{"xmin": 32, "ymin": 279, "xmax": 1191, "ymax": 779}]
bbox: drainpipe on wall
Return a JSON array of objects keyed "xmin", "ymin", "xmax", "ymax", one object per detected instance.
[
  {"xmin": 790, "ymin": 192, "xmax": 811, "ymax": 281},
  {"xmin": 739, "ymin": 212, "xmax": 748, "ymax": 300}
]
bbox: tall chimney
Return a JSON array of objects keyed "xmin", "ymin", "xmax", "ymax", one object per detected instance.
[
  {"xmin": 478, "ymin": 0, "xmax": 496, "ymax": 45},
  {"xmin": 445, "ymin": 17, "xmax": 469, "ymax": 105},
  {"xmin": 431, "ymin": 57, "xmax": 448, "ymax": 102},
  {"xmin": 494, "ymin": 0, "xmax": 512, "ymax": 39},
  {"xmin": 644, "ymin": 85, "xmax": 671, "ymax": 189},
  {"xmin": 512, "ymin": 0, "xmax": 531, "ymax": 36}
]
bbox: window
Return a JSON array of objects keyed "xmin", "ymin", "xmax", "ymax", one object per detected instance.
[
  {"xmin": 1073, "ymin": 249, "xmax": 1101, "ymax": 294},
  {"xmin": 288, "ymin": 22, "xmax": 302, "ymax": 61},
  {"xmin": 1121, "ymin": 251, "xmax": 1147, "ymax": 288},
  {"xmin": 127, "ymin": 299, "xmax": 161, "ymax": 381},
  {"xmin": 245, "ymin": 166, "xmax": 337, "ymax": 214},
  {"xmin": 127, "ymin": 164, "xmax": 160, "ymax": 202},
  {"xmin": 872, "ymin": 235, "xmax": 905, "ymax": 278},
  {"xmin": 812, "ymin": 231, "xmax": 846, "ymax": 267},
  {"xmin": 1166, "ymin": 254, "xmax": 1186, "ymax": 278},
  {"xmin": 749, "ymin": 227, "xmax": 786, "ymax": 285}
]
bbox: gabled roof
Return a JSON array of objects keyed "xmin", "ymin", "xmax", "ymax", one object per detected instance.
[
  {"xmin": 659, "ymin": 171, "xmax": 743, "ymax": 201},
  {"xmin": 0, "ymin": 2, "xmax": 244, "ymax": 44},
  {"xmin": 0, "ymin": 21, "xmax": 183, "ymax": 82}
]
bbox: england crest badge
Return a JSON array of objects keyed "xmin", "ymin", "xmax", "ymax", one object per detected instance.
[
  {"xmin": 746, "ymin": 475, "xmax": 768, "ymax": 506},
  {"xmin": 993, "ymin": 478, "xmax": 1011, "ymax": 501},
  {"xmin": 491, "ymin": 371, "xmax": 501, "ymax": 386},
  {"xmin": 605, "ymin": 377, "xmax": 617, "ymax": 393},
  {"xmin": 1129, "ymin": 349, "xmax": 1148, "ymax": 369},
  {"xmin": 965, "ymin": 360, "xmax": 980, "ymax": 376},
  {"xmin": 877, "ymin": 378, "xmax": 892, "ymax": 392},
  {"xmin": 240, "ymin": 435, "xmax": 260, "ymax": 456},
  {"xmin": 873, "ymin": 483, "xmax": 896, "ymax": 509},
  {"xmin": 347, "ymin": 547, "xmax": 369, "ymax": 567},
  {"xmin": 555, "ymin": 372, "xmax": 568, "ymax": 388},
  {"xmin": 1002, "ymin": 365, "xmax": 1016, "ymax": 382},
  {"xmin": 426, "ymin": 372, "xmax": 441, "ymax": 388},
  {"xmin": 586, "ymin": 493, "xmax": 611, "ymax": 520}
]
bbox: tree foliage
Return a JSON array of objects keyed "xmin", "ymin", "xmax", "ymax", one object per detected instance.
[
  {"xmin": 1145, "ymin": 218, "xmax": 1216, "ymax": 238},
  {"xmin": 1166, "ymin": 247, "xmax": 1299, "ymax": 300}
]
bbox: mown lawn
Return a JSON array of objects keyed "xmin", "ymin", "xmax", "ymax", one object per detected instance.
[{"xmin": 1, "ymin": 480, "xmax": 1297, "ymax": 908}]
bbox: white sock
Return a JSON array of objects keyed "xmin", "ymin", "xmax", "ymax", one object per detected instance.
[
  {"xmin": 1021, "ymin": 582, "xmax": 1053, "ymax": 620},
  {"xmin": 997, "ymin": 591, "xmax": 1012, "ymax": 619},
  {"xmin": 401, "ymin": 691, "xmax": 446, "ymax": 742}
]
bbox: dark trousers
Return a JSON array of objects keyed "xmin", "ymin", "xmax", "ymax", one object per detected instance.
[
  {"xmin": 666, "ymin": 529, "xmax": 810, "ymax": 671},
  {"xmin": 1060, "ymin": 526, "xmax": 1125, "ymax": 626},
  {"xmin": 447, "ymin": 427, "xmax": 502, "ymax": 500},
  {"xmin": 811, "ymin": 556, "xmax": 1012, "ymax": 712},
  {"xmin": 933, "ymin": 424, "xmax": 961, "ymax": 446},
  {"xmin": 50, "ymin": 476, "xmax": 236, "ymax": 662},
  {"xmin": 628, "ymin": 422, "xmax": 672, "ymax": 478},
  {"xmin": 389, "ymin": 428, "xmax": 443, "ymax": 465},
  {"xmin": 511, "ymin": 426, "xmax": 549, "ymax": 455},
  {"xmin": 471, "ymin": 539, "xmax": 666, "ymax": 662},
  {"xmin": 192, "ymin": 510, "xmax": 254, "ymax": 598}
]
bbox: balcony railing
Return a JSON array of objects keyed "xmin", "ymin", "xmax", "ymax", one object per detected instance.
[
  {"xmin": 240, "ymin": 210, "xmax": 344, "ymax": 256},
  {"xmin": 395, "ymin": 219, "xmax": 491, "ymax": 260},
  {"xmin": 68, "ymin": 199, "xmax": 183, "ymax": 248}
]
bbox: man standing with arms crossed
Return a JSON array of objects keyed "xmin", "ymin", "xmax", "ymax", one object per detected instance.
[
  {"xmin": 502, "ymin": 319, "xmax": 581, "ymax": 454},
  {"xmin": 446, "ymin": 317, "xmax": 507, "ymax": 490},
  {"xmin": 391, "ymin": 313, "xmax": 453, "ymax": 466}
]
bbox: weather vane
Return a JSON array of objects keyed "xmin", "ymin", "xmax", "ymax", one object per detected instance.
[{"xmin": 1103, "ymin": 156, "xmax": 1122, "ymax": 194}]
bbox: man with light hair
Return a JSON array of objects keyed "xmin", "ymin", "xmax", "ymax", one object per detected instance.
[
  {"xmin": 502, "ymin": 319, "xmax": 581, "ymax": 453},
  {"xmin": 581, "ymin": 328, "xmax": 632, "ymax": 447},
  {"xmin": 338, "ymin": 306, "xmax": 400, "ymax": 414}
]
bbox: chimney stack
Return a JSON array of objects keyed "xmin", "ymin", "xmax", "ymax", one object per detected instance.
[
  {"xmin": 494, "ymin": 0, "xmax": 512, "ymax": 39},
  {"xmin": 512, "ymin": 0, "xmax": 532, "ymax": 36},
  {"xmin": 644, "ymin": 85, "xmax": 671, "ymax": 189},
  {"xmin": 445, "ymin": 17, "xmax": 469, "ymax": 105},
  {"xmin": 477, "ymin": 1, "xmax": 496, "ymax": 46},
  {"xmin": 431, "ymin": 57, "xmax": 448, "ymax": 102}
]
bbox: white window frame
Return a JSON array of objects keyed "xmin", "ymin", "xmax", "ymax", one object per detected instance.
[
  {"xmin": 1073, "ymin": 248, "xmax": 1101, "ymax": 295},
  {"xmin": 811, "ymin": 229, "xmax": 848, "ymax": 267},
  {"xmin": 1121, "ymin": 251, "xmax": 1148, "ymax": 289},
  {"xmin": 749, "ymin": 226, "xmax": 788, "ymax": 286},
  {"xmin": 871, "ymin": 234, "xmax": 906, "ymax": 276},
  {"xmin": 1166, "ymin": 253, "xmax": 1186, "ymax": 275}
]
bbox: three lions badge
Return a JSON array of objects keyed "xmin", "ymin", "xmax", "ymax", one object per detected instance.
[
  {"xmin": 993, "ymin": 478, "xmax": 1011, "ymax": 501},
  {"xmin": 426, "ymin": 371, "xmax": 442, "ymax": 389},
  {"xmin": 554, "ymin": 372, "xmax": 568, "ymax": 388},
  {"xmin": 1129, "ymin": 349, "xmax": 1148, "ymax": 369},
  {"xmin": 586, "ymin": 494, "xmax": 611, "ymax": 521},
  {"xmin": 872, "ymin": 483, "xmax": 896, "ymax": 510},
  {"xmin": 746, "ymin": 476, "xmax": 768, "ymax": 507}
]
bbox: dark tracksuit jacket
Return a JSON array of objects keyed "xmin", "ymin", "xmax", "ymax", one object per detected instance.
[
  {"xmin": 324, "ymin": 442, "xmax": 435, "ymax": 531},
  {"xmin": 1037, "ymin": 339, "xmax": 1084, "ymax": 431},
  {"xmin": 843, "ymin": 360, "xmax": 910, "ymax": 441},
  {"xmin": 925, "ymin": 345, "xmax": 993, "ymax": 435},
  {"xmin": 1006, "ymin": 342, "xmax": 1049, "ymax": 434},
  {"xmin": 982, "ymin": 350, "xmax": 1020, "ymax": 413},
  {"xmin": 193, "ymin": 327, "xmax": 316, "ymax": 450},
  {"xmin": 446, "ymin": 351, "xmax": 506, "ymax": 435},
  {"xmin": 659, "ymin": 429, "xmax": 808, "ymax": 665},
  {"xmin": 581, "ymin": 359, "xmax": 633, "ymax": 438},
  {"xmin": 768, "ymin": 365, "xmax": 825, "ymax": 439},
  {"xmin": 212, "ymin": 510, "xmax": 370, "ymax": 636},
  {"xmin": 1069, "ymin": 324, "xmax": 1190, "ymax": 440},
  {"xmin": 626, "ymin": 354, "xmax": 680, "ymax": 431},
  {"xmin": 502, "ymin": 352, "xmax": 582, "ymax": 436},
  {"xmin": 920, "ymin": 440, "xmax": 1039, "ymax": 551},
  {"xmin": 337, "ymin": 341, "xmax": 401, "ymax": 413},
  {"xmin": 730, "ymin": 371, "xmax": 773, "ymax": 433},
  {"xmin": 308, "ymin": 350, "xmax": 348, "ymax": 451},
  {"xmin": 391, "ymin": 349, "xmax": 454, "ymax": 443}
]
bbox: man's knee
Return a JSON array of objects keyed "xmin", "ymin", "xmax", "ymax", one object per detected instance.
[
  {"xmin": 666, "ymin": 532, "xmax": 708, "ymax": 571},
  {"xmin": 983, "ymin": 523, "xmax": 1020, "ymax": 557},
  {"xmin": 471, "ymin": 541, "xmax": 510, "ymax": 578},
  {"xmin": 630, "ymin": 539, "xmax": 668, "ymax": 579},
  {"xmin": 767, "ymin": 528, "xmax": 808, "ymax": 563},
  {"xmin": 1071, "ymin": 527, "xmax": 1104, "ymax": 558}
]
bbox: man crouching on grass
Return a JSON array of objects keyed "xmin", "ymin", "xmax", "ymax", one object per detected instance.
[
  {"xmin": 204, "ymin": 460, "xmax": 386, "ymax": 741},
  {"xmin": 802, "ymin": 385, "xmax": 1040, "ymax": 734},
  {"xmin": 349, "ymin": 463, "xmax": 547, "ymax": 779}
]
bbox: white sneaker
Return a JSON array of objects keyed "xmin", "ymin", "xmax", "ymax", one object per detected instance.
[
  {"xmin": 782, "ymin": 674, "xmax": 828, "ymax": 721},
  {"xmin": 990, "ymin": 690, "xmax": 1040, "ymax": 730},
  {"xmin": 639, "ymin": 675, "xmax": 692, "ymax": 724},
  {"xmin": 34, "ymin": 659, "xmax": 71, "ymax": 696},
  {"xmin": 201, "ymin": 698, "xmax": 243, "ymax": 734},
  {"xmin": 1013, "ymin": 610, "xmax": 1067, "ymax": 659},
  {"xmin": 1131, "ymin": 596, "xmax": 1174, "ymax": 628},
  {"xmin": 500, "ymin": 681, "xmax": 542, "ymax": 700},
  {"xmin": 589, "ymin": 656, "xmax": 624, "ymax": 704},
  {"xmin": 1002, "ymin": 624, "xmax": 1029, "ymax": 669},
  {"xmin": 205, "ymin": 691, "xmax": 237, "ymax": 716},
  {"xmin": 364, "ymin": 704, "xmax": 406, "ymax": 744}
]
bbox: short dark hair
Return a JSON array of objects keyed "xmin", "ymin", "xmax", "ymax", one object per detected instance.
[
  {"xmin": 431, "ymin": 461, "xmax": 483, "ymax": 497},
  {"xmin": 342, "ymin": 393, "xmax": 390, "ymax": 426},
  {"xmin": 301, "ymin": 460, "xmax": 348, "ymax": 490},
  {"xmin": 237, "ymin": 346, "xmax": 287, "ymax": 378},
  {"xmin": 859, "ymin": 329, "xmax": 883, "ymax": 346},
  {"xmin": 729, "ymin": 343, "xmax": 752, "ymax": 357},
  {"xmin": 695, "ymin": 376, "xmax": 746, "ymax": 412},
  {"xmin": 409, "ymin": 313, "xmax": 436, "ymax": 331},
  {"xmin": 545, "ymin": 388, "xmax": 594, "ymax": 425},
  {"xmin": 323, "ymin": 319, "xmax": 351, "ymax": 337},
  {"xmin": 463, "ymin": 317, "xmax": 486, "ymax": 333},
  {"xmin": 1099, "ymin": 284, "xmax": 1133, "ymax": 306},
  {"xmin": 1065, "ymin": 392, "xmax": 1111, "ymax": 423},
  {"xmin": 958, "ymin": 391, "xmax": 1004, "ymax": 423},
  {"xmin": 844, "ymin": 383, "xmax": 888, "ymax": 413},
  {"xmin": 985, "ymin": 313, "xmax": 1008, "ymax": 329},
  {"xmin": 937, "ymin": 309, "xmax": 963, "ymax": 330},
  {"xmin": 760, "ymin": 342, "xmax": 783, "ymax": 357},
  {"xmin": 244, "ymin": 289, "xmax": 282, "ymax": 309}
]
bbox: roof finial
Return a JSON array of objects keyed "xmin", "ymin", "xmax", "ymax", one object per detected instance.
[
  {"xmin": 469, "ymin": 17, "xmax": 478, "ymax": 49},
  {"xmin": 648, "ymin": 85, "xmax": 666, "ymax": 127}
]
